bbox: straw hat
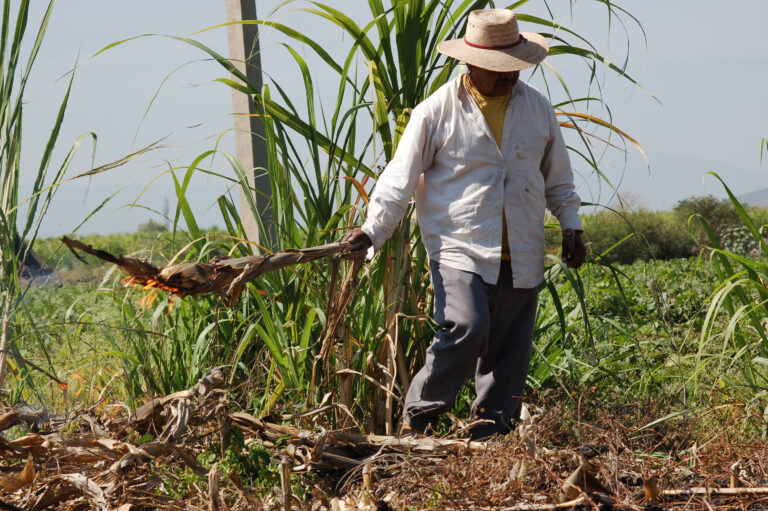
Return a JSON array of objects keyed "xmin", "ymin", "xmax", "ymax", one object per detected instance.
[{"xmin": 438, "ymin": 9, "xmax": 548, "ymax": 72}]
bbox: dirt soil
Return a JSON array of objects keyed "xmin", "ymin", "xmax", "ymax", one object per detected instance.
[{"xmin": 1, "ymin": 377, "xmax": 767, "ymax": 511}]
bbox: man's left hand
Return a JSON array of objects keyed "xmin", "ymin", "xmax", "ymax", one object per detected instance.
[{"xmin": 562, "ymin": 229, "xmax": 587, "ymax": 269}]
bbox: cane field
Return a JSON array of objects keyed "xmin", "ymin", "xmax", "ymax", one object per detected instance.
[{"xmin": 2, "ymin": 0, "xmax": 768, "ymax": 509}]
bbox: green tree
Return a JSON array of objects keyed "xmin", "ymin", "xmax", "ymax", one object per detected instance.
[{"xmin": 675, "ymin": 195, "xmax": 739, "ymax": 239}]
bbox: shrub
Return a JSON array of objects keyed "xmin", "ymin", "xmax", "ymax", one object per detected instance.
[
  {"xmin": 581, "ymin": 197, "xmax": 768, "ymax": 264},
  {"xmin": 137, "ymin": 219, "xmax": 169, "ymax": 233},
  {"xmin": 583, "ymin": 208, "xmax": 696, "ymax": 264}
]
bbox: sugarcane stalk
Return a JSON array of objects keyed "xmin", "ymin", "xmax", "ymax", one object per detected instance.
[{"xmin": 60, "ymin": 237, "xmax": 362, "ymax": 306}]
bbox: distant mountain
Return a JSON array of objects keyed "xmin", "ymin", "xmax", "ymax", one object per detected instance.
[{"xmin": 739, "ymin": 188, "xmax": 768, "ymax": 208}]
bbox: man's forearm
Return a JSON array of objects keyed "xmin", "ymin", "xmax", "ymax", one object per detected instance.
[{"xmin": 358, "ymin": 111, "xmax": 431, "ymax": 250}]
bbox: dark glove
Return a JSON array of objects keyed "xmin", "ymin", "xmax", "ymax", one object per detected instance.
[
  {"xmin": 343, "ymin": 227, "xmax": 373, "ymax": 252},
  {"xmin": 561, "ymin": 228, "xmax": 586, "ymax": 269}
]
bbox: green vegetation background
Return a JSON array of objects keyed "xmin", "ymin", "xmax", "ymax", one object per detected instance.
[{"xmin": 24, "ymin": 197, "xmax": 768, "ymax": 430}]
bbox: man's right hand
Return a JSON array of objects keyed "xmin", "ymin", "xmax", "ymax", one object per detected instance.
[{"xmin": 343, "ymin": 227, "xmax": 373, "ymax": 252}]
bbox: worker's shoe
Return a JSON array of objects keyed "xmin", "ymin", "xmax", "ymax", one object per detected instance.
[
  {"xmin": 468, "ymin": 416, "xmax": 515, "ymax": 441},
  {"xmin": 398, "ymin": 422, "xmax": 425, "ymax": 438}
]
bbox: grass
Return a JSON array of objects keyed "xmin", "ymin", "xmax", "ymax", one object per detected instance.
[
  {"xmin": 0, "ymin": 0, "xmax": 69, "ymax": 390},
  {"xmin": 9, "ymin": 205, "xmax": 768, "ymax": 511}
]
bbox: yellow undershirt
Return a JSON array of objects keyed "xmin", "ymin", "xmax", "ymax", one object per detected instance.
[{"xmin": 463, "ymin": 73, "xmax": 512, "ymax": 261}]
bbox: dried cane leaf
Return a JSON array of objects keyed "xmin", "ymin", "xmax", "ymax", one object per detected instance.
[
  {"xmin": 33, "ymin": 480, "xmax": 79, "ymax": 510},
  {"xmin": 560, "ymin": 458, "xmax": 612, "ymax": 503},
  {"xmin": 59, "ymin": 473, "xmax": 108, "ymax": 511},
  {"xmin": 0, "ymin": 408, "xmax": 49, "ymax": 432},
  {"xmin": 0, "ymin": 453, "xmax": 35, "ymax": 491},
  {"xmin": 159, "ymin": 398, "xmax": 190, "ymax": 441},
  {"xmin": 643, "ymin": 474, "xmax": 659, "ymax": 505}
]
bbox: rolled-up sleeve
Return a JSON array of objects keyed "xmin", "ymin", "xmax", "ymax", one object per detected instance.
[
  {"xmin": 361, "ymin": 106, "xmax": 434, "ymax": 250},
  {"xmin": 541, "ymin": 108, "xmax": 583, "ymax": 231}
]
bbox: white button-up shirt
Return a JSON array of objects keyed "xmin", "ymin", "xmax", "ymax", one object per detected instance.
[{"xmin": 361, "ymin": 76, "xmax": 582, "ymax": 288}]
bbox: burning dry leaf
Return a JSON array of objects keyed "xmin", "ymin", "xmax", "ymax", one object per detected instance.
[{"xmin": 61, "ymin": 237, "xmax": 363, "ymax": 305}]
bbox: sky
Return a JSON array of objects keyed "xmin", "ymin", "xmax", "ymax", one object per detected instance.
[{"xmin": 18, "ymin": 0, "xmax": 768, "ymax": 237}]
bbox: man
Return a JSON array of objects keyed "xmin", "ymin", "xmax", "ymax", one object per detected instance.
[{"xmin": 344, "ymin": 9, "xmax": 586, "ymax": 440}]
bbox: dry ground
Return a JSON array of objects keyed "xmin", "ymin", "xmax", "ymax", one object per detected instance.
[{"xmin": 1, "ymin": 375, "xmax": 767, "ymax": 510}]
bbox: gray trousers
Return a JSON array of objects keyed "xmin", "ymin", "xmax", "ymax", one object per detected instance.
[{"xmin": 404, "ymin": 260, "xmax": 538, "ymax": 439}]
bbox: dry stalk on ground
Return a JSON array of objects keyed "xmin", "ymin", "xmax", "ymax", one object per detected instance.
[{"xmin": 2, "ymin": 385, "xmax": 768, "ymax": 509}]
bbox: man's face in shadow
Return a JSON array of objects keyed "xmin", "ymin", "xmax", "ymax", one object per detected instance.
[{"xmin": 467, "ymin": 65, "xmax": 520, "ymax": 96}]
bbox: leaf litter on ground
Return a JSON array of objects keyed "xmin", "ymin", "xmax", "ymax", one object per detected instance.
[{"xmin": 1, "ymin": 376, "xmax": 768, "ymax": 510}]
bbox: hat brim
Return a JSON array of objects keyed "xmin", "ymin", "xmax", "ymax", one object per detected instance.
[{"xmin": 437, "ymin": 32, "xmax": 548, "ymax": 72}]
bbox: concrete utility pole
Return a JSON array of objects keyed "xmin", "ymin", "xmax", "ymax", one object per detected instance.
[{"xmin": 225, "ymin": 0, "xmax": 274, "ymax": 250}]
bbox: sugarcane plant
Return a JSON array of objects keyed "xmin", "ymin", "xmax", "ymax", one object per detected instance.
[
  {"xmin": 0, "ymin": 0, "xmax": 71, "ymax": 390},
  {"xmin": 0, "ymin": 0, "xmax": 161, "ymax": 400},
  {"xmin": 689, "ymin": 172, "xmax": 768, "ymax": 403}
]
